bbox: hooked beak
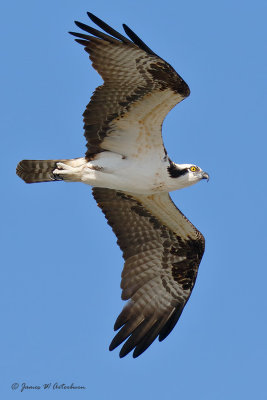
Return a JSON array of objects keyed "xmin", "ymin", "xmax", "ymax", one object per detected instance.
[{"xmin": 202, "ymin": 171, "xmax": 210, "ymax": 182}]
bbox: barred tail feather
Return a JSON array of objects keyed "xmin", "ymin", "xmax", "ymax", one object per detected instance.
[{"xmin": 16, "ymin": 158, "xmax": 85, "ymax": 183}]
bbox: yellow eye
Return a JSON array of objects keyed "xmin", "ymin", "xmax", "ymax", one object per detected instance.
[{"xmin": 190, "ymin": 166, "xmax": 197, "ymax": 172}]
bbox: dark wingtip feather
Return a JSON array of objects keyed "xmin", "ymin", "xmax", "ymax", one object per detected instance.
[
  {"xmin": 87, "ymin": 12, "xmax": 98, "ymax": 23},
  {"xmin": 74, "ymin": 39, "xmax": 89, "ymax": 46},
  {"xmin": 109, "ymin": 321, "xmax": 134, "ymax": 351},
  {"xmin": 113, "ymin": 303, "xmax": 132, "ymax": 331},
  {"xmin": 158, "ymin": 305, "xmax": 184, "ymax": 342},
  {"xmin": 109, "ymin": 340, "xmax": 117, "ymax": 352},
  {"xmin": 72, "ymin": 13, "xmax": 159, "ymax": 57},
  {"xmin": 86, "ymin": 12, "xmax": 131, "ymax": 43},
  {"xmin": 74, "ymin": 20, "xmax": 90, "ymax": 32},
  {"xmin": 69, "ymin": 31, "xmax": 90, "ymax": 40},
  {"xmin": 118, "ymin": 319, "xmax": 155, "ymax": 358},
  {"xmin": 122, "ymin": 23, "xmax": 156, "ymax": 56},
  {"xmin": 131, "ymin": 319, "xmax": 165, "ymax": 358},
  {"xmin": 69, "ymin": 31, "xmax": 79, "ymax": 37}
]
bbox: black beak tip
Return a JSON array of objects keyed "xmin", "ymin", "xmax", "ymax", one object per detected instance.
[{"xmin": 202, "ymin": 172, "xmax": 210, "ymax": 182}]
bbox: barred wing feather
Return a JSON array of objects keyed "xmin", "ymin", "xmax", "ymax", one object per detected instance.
[
  {"xmin": 93, "ymin": 188, "xmax": 204, "ymax": 358},
  {"xmin": 70, "ymin": 13, "xmax": 190, "ymax": 159}
]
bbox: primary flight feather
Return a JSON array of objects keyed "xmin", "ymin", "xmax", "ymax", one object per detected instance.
[{"xmin": 16, "ymin": 12, "xmax": 209, "ymax": 358}]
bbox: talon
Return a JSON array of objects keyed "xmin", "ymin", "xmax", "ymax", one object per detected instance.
[
  {"xmin": 56, "ymin": 162, "xmax": 66, "ymax": 170},
  {"xmin": 53, "ymin": 173, "xmax": 63, "ymax": 181}
]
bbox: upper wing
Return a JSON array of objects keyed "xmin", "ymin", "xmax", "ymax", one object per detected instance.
[
  {"xmin": 93, "ymin": 188, "xmax": 205, "ymax": 358},
  {"xmin": 70, "ymin": 13, "xmax": 190, "ymax": 159}
]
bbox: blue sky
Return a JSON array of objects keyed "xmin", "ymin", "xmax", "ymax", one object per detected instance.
[{"xmin": 1, "ymin": 0, "xmax": 267, "ymax": 398}]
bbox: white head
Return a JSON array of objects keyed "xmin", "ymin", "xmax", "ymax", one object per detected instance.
[{"xmin": 168, "ymin": 162, "xmax": 209, "ymax": 190}]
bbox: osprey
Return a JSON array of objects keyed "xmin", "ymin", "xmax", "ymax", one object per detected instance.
[{"xmin": 16, "ymin": 13, "xmax": 209, "ymax": 358}]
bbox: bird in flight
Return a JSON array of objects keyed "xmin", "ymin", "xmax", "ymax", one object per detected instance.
[{"xmin": 16, "ymin": 12, "xmax": 209, "ymax": 358}]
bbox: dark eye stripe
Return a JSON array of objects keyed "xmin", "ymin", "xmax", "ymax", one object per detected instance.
[{"xmin": 168, "ymin": 161, "xmax": 188, "ymax": 178}]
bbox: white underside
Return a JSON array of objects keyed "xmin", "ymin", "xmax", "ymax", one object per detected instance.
[
  {"xmin": 53, "ymin": 89, "xmax": 202, "ymax": 194},
  {"xmin": 53, "ymin": 152, "xmax": 201, "ymax": 195}
]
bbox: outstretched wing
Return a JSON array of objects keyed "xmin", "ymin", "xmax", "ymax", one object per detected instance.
[
  {"xmin": 93, "ymin": 188, "xmax": 205, "ymax": 358},
  {"xmin": 70, "ymin": 13, "xmax": 190, "ymax": 159}
]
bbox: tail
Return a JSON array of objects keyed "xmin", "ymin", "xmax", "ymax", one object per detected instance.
[{"xmin": 16, "ymin": 158, "xmax": 86, "ymax": 183}]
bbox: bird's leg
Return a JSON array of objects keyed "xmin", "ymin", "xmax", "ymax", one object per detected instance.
[{"xmin": 53, "ymin": 162, "xmax": 84, "ymax": 181}]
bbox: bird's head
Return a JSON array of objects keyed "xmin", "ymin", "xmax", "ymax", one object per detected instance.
[{"xmin": 168, "ymin": 162, "xmax": 209, "ymax": 189}]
